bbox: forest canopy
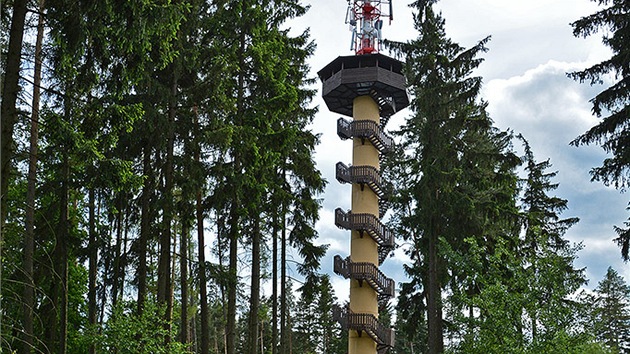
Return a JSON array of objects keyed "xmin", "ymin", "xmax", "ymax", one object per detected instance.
[{"xmin": 1, "ymin": 0, "xmax": 628, "ymax": 353}]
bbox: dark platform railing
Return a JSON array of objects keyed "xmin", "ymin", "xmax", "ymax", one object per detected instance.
[
  {"xmin": 335, "ymin": 208, "xmax": 394, "ymax": 264},
  {"xmin": 336, "ymin": 162, "xmax": 392, "ymax": 218},
  {"xmin": 333, "ymin": 305, "xmax": 395, "ymax": 353},
  {"xmin": 337, "ymin": 118, "xmax": 394, "ymax": 154},
  {"xmin": 370, "ymin": 90, "xmax": 395, "ymax": 127},
  {"xmin": 334, "ymin": 255, "xmax": 395, "ymax": 300},
  {"xmin": 335, "ymin": 162, "xmax": 384, "ymax": 198}
]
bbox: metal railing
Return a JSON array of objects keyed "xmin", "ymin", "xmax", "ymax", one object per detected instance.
[
  {"xmin": 370, "ymin": 90, "xmax": 394, "ymax": 128},
  {"xmin": 337, "ymin": 118, "xmax": 394, "ymax": 154},
  {"xmin": 333, "ymin": 305, "xmax": 395, "ymax": 350},
  {"xmin": 335, "ymin": 162, "xmax": 383, "ymax": 197},
  {"xmin": 335, "ymin": 161, "xmax": 352, "ymax": 184},
  {"xmin": 334, "ymin": 255, "xmax": 395, "ymax": 298},
  {"xmin": 335, "ymin": 208, "xmax": 394, "ymax": 264},
  {"xmin": 336, "ymin": 162, "xmax": 392, "ymax": 218},
  {"xmin": 335, "ymin": 208, "xmax": 395, "ymax": 248},
  {"xmin": 379, "ymin": 198, "xmax": 390, "ymax": 219}
]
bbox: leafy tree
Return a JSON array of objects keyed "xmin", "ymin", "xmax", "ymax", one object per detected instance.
[
  {"xmin": 568, "ymin": 0, "xmax": 630, "ymax": 259},
  {"xmin": 98, "ymin": 300, "xmax": 190, "ymax": 354},
  {"xmin": 443, "ymin": 137, "xmax": 596, "ymax": 353},
  {"xmin": 444, "ymin": 235, "xmax": 525, "ymax": 354}
]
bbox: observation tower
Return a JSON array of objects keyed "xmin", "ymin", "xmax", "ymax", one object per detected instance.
[{"xmin": 317, "ymin": 1, "xmax": 409, "ymax": 353}]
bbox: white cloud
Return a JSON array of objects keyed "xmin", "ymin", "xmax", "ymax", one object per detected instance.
[{"xmin": 481, "ymin": 59, "xmax": 628, "ymax": 290}]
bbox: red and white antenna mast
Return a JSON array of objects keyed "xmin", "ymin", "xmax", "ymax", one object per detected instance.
[{"xmin": 345, "ymin": 1, "xmax": 394, "ymax": 55}]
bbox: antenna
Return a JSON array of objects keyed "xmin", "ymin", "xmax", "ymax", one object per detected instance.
[{"xmin": 345, "ymin": 1, "xmax": 394, "ymax": 55}]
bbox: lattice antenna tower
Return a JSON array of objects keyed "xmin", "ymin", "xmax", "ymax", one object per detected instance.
[{"xmin": 345, "ymin": 1, "xmax": 394, "ymax": 55}]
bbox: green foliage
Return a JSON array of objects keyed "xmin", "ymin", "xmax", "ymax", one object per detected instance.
[
  {"xmin": 614, "ymin": 209, "xmax": 630, "ymax": 261},
  {"xmin": 585, "ymin": 267, "xmax": 630, "ymax": 352},
  {"xmin": 292, "ymin": 275, "xmax": 344, "ymax": 354},
  {"xmin": 386, "ymin": 1, "xmax": 521, "ymax": 352},
  {"xmin": 444, "ymin": 236, "xmax": 525, "ymax": 354},
  {"xmin": 527, "ymin": 331, "xmax": 613, "ymax": 354},
  {"xmin": 67, "ymin": 261, "xmax": 90, "ymax": 353},
  {"xmin": 440, "ymin": 140, "xmax": 592, "ymax": 353},
  {"xmin": 96, "ymin": 300, "xmax": 191, "ymax": 354},
  {"xmin": 517, "ymin": 136, "xmax": 587, "ymax": 344},
  {"xmin": 0, "ymin": 1, "xmax": 331, "ymax": 352},
  {"xmin": 394, "ymin": 275, "xmax": 428, "ymax": 354},
  {"xmin": 387, "ymin": 2, "xmax": 598, "ymax": 353}
]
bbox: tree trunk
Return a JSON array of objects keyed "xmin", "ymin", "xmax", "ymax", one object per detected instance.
[
  {"xmin": 0, "ymin": 0, "xmax": 27, "ymax": 231},
  {"xmin": 88, "ymin": 189, "xmax": 97, "ymax": 354},
  {"xmin": 120, "ymin": 209, "xmax": 129, "ymax": 300},
  {"xmin": 260, "ymin": 319, "xmax": 265, "ymax": 354},
  {"xmin": 226, "ymin": 200, "xmax": 239, "ymax": 354},
  {"xmin": 180, "ymin": 215, "xmax": 190, "ymax": 346},
  {"xmin": 137, "ymin": 145, "xmax": 152, "ymax": 315},
  {"xmin": 426, "ymin": 221, "xmax": 443, "ymax": 354},
  {"xmin": 217, "ymin": 216, "xmax": 228, "ymax": 354},
  {"xmin": 272, "ymin": 211, "xmax": 279, "ymax": 354},
  {"xmin": 22, "ymin": 2, "xmax": 44, "ymax": 351},
  {"xmin": 99, "ymin": 230, "xmax": 111, "ymax": 323},
  {"xmin": 53, "ymin": 152, "xmax": 70, "ymax": 354},
  {"xmin": 1, "ymin": 2, "xmax": 28, "ymax": 337},
  {"xmin": 170, "ymin": 223, "xmax": 178, "ymax": 329},
  {"xmin": 287, "ymin": 307, "xmax": 292, "ymax": 354},
  {"xmin": 111, "ymin": 197, "xmax": 124, "ymax": 308},
  {"xmin": 196, "ymin": 123, "xmax": 210, "ymax": 354},
  {"xmin": 157, "ymin": 64, "xmax": 178, "ymax": 342},
  {"xmin": 247, "ymin": 217, "xmax": 261, "ymax": 354},
  {"xmin": 280, "ymin": 210, "xmax": 287, "ymax": 354},
  {"xmin": 227, "ymin": 7, "xmax": 247, "ymax": 352}
]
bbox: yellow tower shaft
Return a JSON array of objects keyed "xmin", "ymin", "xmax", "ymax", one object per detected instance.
[{"xmin": 349, "ymin": 95, "xmax": 380, "ymax": 354}]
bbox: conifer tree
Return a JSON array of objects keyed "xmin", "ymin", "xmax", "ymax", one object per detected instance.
[
  {"xmin": 519, "ymin": 136, "xmax": 586, "ymax": 346},
  {"xmin": 208, "ymin": 2, "xmax": 324, "ymax": 353},
  {"xmin": 0, "ymin": 0, "xmax": 28, "ymax": 232},
  {"xmin": 590, "ymin": 267, "xmax": 630, "ymax": 352},
  {"xmin": 1, "ymin": 0, "xmax": 328, "ymax": 351},
  {"xmin": 386, "ymin": 0, "xmax": 514, "ymax": 351},
  {"xmin": 0, "ymin": 0, "xmax": 187, "ymax": 350},
  {"xmin": 22, "ymin": 1, "xmax": 45, "ymax": 350},
  {"xmin": 569, "ymin": 0, "xmax": 630, "ymax": 260}
]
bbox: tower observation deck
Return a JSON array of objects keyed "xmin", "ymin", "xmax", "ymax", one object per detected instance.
[{"xmin": 317, "ymin": 2, "xmax": 409, "ymax": 354}]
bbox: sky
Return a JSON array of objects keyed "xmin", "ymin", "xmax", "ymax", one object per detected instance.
[{"xmin": 286, "ymin": 0, "xmax": 629, "ymax": 303}]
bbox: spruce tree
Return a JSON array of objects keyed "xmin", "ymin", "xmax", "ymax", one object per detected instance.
[
  {"xmin": 519, "ymin": 136, "xmax": 586, "ymax": 346},
  {"xmin": 569, "ymin": 0, "xmax": 630, "ymax": 259},
  {"xmin": 208, "ymin": 2, "xmax": 324, "ymax": 353},
  {"xmin": 22, "ymin": 1, "xmax": 45, "ymax": 350},
  {"xmin": 591, "ymin": 267, "xmax": 630, "ymax": 352},
  {"xmin": 386, "ymin": 0, "xmax": 515, "ymax": 351},
  {"xmin": 0, "ymin": 0, "xmax": 28, "ymax": 233},
  {"xmin": 0, "ymin": 0, "xmax": 187, "ymax": 350}
]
